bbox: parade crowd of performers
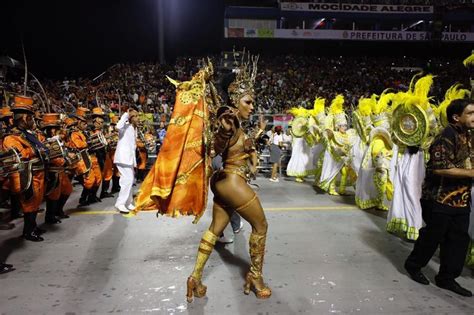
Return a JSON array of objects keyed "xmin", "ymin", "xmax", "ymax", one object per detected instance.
[
  {"xmin": 0, "ymin": 53, "xmax": 473, "ymax": 285},
  {"xmin": 284, "ymin": 54, "xmax": 474, "ymax": 273}
]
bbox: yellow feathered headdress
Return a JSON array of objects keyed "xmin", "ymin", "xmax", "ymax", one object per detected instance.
[
  {"xmin": 406, "ymin": 74, "xmax": 435, "ymax": 111},
  {"xmin": 329, "ymin": 95, "xmax": 344, "ymax": 115},
  {"xmin": 311, "ymin": 97, "xmax": 326, "ymax": 116},
  {"xmin": 357, "ymin": 95, "xmax": 377, "ymax": 117},
  {"xmin": 288, "ymin": 107, "xmax": 309, "ymax": 118},
  {"xmin": 373, "ymin": 91, "xmax": 394, "ymax": 115},
  {"xmin": 437, "ymin": 83, "xmax": 471, "ymax": 127},
  {"xmin": 463, "ymin": 53, "xmax": 474, "ymax": 68},
  {"xmin": 371, "ymin": 91, "xmax": 394, "ymax": 128},
  {"xmin": 329, "ymin": 94, "xmax": 347, "ymax": 127}
]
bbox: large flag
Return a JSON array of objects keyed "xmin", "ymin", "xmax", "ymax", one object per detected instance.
[{"xmin": 135, "ymin": 69, "xmax": 212, "ymax": 223}]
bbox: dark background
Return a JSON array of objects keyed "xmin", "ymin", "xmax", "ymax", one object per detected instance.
[
  {"xmin": 1, "ymin": 0, "xmax": 224, "ymax": 78},
  {"xmin": 1, "ymin": 0, "xmax": 472, "ymax": 79}
]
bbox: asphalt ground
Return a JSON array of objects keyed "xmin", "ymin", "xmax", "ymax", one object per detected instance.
[{"xmin": 0, "ymin": 176, "xmax": 473, "ymax": 314}]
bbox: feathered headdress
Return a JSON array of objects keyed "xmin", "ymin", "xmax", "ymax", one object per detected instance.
[
  {"xmin": 408, "ymin": 74, "xmax": 435, "ymax": 111},
  {"xmin": 288, "ymin": 107, "xmax": 309, "ymax": 117},
  {"xmin": 371, "ymin": 91, "xmax": 393, "ymax": 128},
  {"xmin": 437, "ymin": 83, "xmax": 471, "ymax": 127},
  {"xmin": 357, "ymin": 95, "xmax": 376, "ymax": 117},
  {"xmin": 312, "ymin": 97, "xmax": 326, "ymax": 116},
  {"xmin": 463, "ymin": 53, "xmax": 474, "ymax": 68},
  {"xmin": 329, "ymin": 94, "xmax": 347, "ymax": 127}
]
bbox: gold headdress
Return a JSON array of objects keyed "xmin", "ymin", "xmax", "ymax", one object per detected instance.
[{"xmin": 227, "ymin": 52, "xmax": 259, "ymax": 106}]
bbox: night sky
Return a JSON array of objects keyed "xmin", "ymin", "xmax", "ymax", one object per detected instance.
[{"xmin": 1, "ymin": 0, "xmax": 224, "ymax": 79}]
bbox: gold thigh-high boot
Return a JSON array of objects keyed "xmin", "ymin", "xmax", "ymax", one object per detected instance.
[
  {"xmin": 244, "ymin": 232, "xmax": 272, "ymax": 299},
  {"xmin": 187, "ymin": 230, "xmax": 218, "ymax": 303}
]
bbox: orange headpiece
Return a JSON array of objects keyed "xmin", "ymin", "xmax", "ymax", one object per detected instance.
[
  {"xmin": 110, "ymin": 115, "xmax": 119, "ymax": 125},
  {"xmin": 74, "ymin": 107, "xmax": 90, "ymax": 121},
  {"xmin": 64, "ymin": 117, "xmax": 78, "ymax": 127},
  {"xmin": 91, "ymin": 107, "xmax": 105, "ymax": 117},
  {"xmin": 0, "ymin": 106, "xmax": 13, "ymax": 119},
  {"xmin": 41, "ymin": 113, "xmax": 61, "ymax": 128},
  {"xmin": 11, "ymin": 95, "xmax": 35, "ymax": 114}
]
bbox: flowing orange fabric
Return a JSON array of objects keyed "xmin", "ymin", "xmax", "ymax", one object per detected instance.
[{"xmin": 135, "ymin": 70, "xmax": 211, "ymax": 223}]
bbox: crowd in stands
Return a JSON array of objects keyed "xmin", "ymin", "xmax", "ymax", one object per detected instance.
[{"xmin": 1, "ymin": 54, "xmax": 470, "ymax": 118}]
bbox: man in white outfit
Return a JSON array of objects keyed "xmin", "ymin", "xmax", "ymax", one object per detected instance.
[{"xmin": 114, "ymin": 109, "xmax": 138, "ymax": 213}]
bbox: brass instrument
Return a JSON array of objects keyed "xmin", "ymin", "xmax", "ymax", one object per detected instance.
[
  {"xmin": 0, "ymin": 148, "xmax": 23, "ymax": 177},
  {"xmin": 87, "ymin": 131, "xmax": 108, "ymax": 151},
  {"xmin": 107, "ymin": 132, "xmax": 119, "ymax": 150},
  {"xmin": 73, "ymin": 150, "xmax": 92, "ymax": 176},
  {"xmin": 43, "ymin": 137, "xmax": 68, "ymax": 161},
  {"xmin": 138, "ymin": 129, "xmax": 155, "ymax": 153},
  {"xmin": 0, "ymin": 149, "xmax": 42, "ymax": 194}
]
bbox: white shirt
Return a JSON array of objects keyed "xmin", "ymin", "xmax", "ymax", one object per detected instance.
[
  {"xmin": 272, "ymin": 133, "xmax": 284, "ymax": 145},
  {"xmin": 113, "ymin": 112, "xmax": 137, "ymax": 167}
]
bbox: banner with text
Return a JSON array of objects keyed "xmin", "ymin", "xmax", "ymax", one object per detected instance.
[
  {"xmin": 280, "ymin": 2, "xmax": 433, "ymax": 14},
  {"xmin": 272, "ymin": 29, "xmax": 474, "ymax": 42}
]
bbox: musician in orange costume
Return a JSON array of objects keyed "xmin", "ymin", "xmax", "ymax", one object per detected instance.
[
  {"xmin": 3, "ymin": 96, "xmax": 46, "ymax": 242},
  {"xmin": 69, "ymin": 107, "xmax": 102, "ymax": 206},
  {"xmin": 99, "ymin": 114, "xmax": 115, "ymax": 199},
  {"xmin": 40, "ymin": 113, "xmax": 73, "ymax": 223},
  {"xmin": 0, "ymin": 106, "xmax": 13, "ymax": 215},
  {"xmin": 135, "ymin": 58, "xmax": 270, "ymax": 302}
]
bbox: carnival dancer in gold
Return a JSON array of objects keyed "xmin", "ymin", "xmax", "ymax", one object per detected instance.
[
  {"xmin": 134, "ymin": 57, "xmax": 271, "ymax": 302},
  {"xmin": 186, "ymin": 64, "xmax": 271, "ymax": 302}
]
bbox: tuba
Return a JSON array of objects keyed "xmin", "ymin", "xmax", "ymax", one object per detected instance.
[{"xmin": 87, "ymin": 131, "xmax": 108, "ymax": 151}]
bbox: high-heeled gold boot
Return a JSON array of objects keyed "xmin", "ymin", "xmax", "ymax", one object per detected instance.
[
  {"xmin": 187, "ymin": 230, "xmax": 217, "ymax": 303},
  {"xmin": 244, "ymin": 232, "xmax": 272, "ymax": 299}
]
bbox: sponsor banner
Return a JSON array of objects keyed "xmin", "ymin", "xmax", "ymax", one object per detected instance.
[
  {"xmin": 280, "ymin": 2, "xmax": 433, "ymax": 14},
  {"xmin": 245, "ymin": 28, "xmax": 258, "ymax": 38},
  {"xmin": 227, "ymin": 27, "xmax": 244, "ymax": 38},
  {"xmin": 273, "ymin": 29, "xmax": 474, "ymax": 42},
  {"xmin": 257, "ymin": 28, "xmax": 274, "ymax": 38}
]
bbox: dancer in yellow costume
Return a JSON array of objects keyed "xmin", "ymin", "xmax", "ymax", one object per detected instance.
[
  {"xmin": 309, "ymin": 97, "xmax": 327, "ymax": 185},
  {"xmin": 368, "ymin": 92, "xmax": 395, "ymax": 210},
  {"xmin": 387, "ymin": 74, "xmax": 435, "ymax": 240},
  {"xmin": 286, "ymin": 107, "xmax": 316, "ymax": 182},
  {"xmin": 318, "ymin": 95, "xmax": 356, "ymax": 195}
]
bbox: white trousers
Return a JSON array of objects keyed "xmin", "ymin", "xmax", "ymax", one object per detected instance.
[{"xmin": 115, "ymin": 164, "xmax": 134, "ymax": 207}]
